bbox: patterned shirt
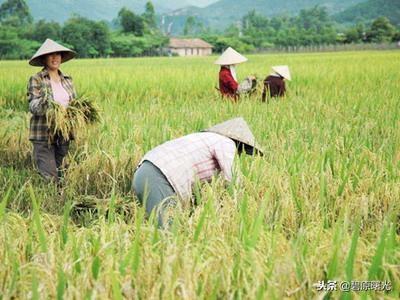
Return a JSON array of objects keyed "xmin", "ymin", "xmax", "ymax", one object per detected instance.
[
  {"xmin": 27, "ymin": 68, "xmax": 77, "ymax": 141},
  {"xmin": 142, "ymin": 132, "xmax": 237, "ymax": 200}
]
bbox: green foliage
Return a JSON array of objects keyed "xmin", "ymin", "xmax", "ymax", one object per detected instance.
[
  {"xmin": 183, "ymin": 16, "xmax": 205, "ymax": 36},
  {"xmin": 218, "ymin": 6, "xmax": 398, "ymax": 50},
  {"xmin": 344, "ymin": 218, "xmax": 361, "ymax": 298},
  {"xmin": 0, "ymin": 0, "xmax": 32, "ymax": 26},
  {"xmin": 31, "ymin": 275, "xmax": 39, "ymax": 300},
  {"xmin": 28, "ymin": 184, "xmax": 48, "ymax": 253},
  {"xmin": 25, "ymin": 19, "xmax": 62, "ymax": 43},
  {"xmin": 0, "ymin": 1, "xmax": 167, "ymax": 60},
  {"xmin": 202, "ymin": 35, "xmax": 255, "ymax": 53},
  {"xmin": 142, "ymin": 1, "xmax": 157, "ymax": 31},
  {"xmin": 240, "ymin": 7, "xmax": 338, "ymax": 48},
  {"xmin": 56, "ymin": 267, "xmax": 67, "ymax": 300},
  {"xmin": 335, "ymin": 0, "xmax": 400, "ymax": 27},
  {"xmin": 110, "ymin": 32, "xmax": 167, "ymax": 57},
  {"xmin": 0, "ymin": 25, "xmax": 40, "ymax": 59},
  {"xmin": 366, "ymin": 16, "xmax": 396, "ymax": 43},
  {"xmin": 117, "ymin": 7, "xmax": 144, "ymax": 36},
  {"xmin": 62, "ymin": 16, "xmax": 111, "ymax": 58},
  {"xmin": 165, "ymin": 0, "xmax": 364, "ymax": 35},
  {"xmin": 368, "ymin": 223, "xmax": 388, "ymax": 280},
  {"xmin": 0, "ymin": 0, "xmax": 398, "ymax": 60},
  {"xmin": 91, "ymin": 256, "xmax": 101, "ymax": 280},
  {"xmin": 0, "ymin": 185, "xmax": 12, "ymax": 223},
  {"xmin": 343, "ymin": 23, "xmax": 365, "ymax": 43}
]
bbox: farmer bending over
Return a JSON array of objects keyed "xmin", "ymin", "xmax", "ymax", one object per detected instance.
[
  {"xmin": 132, "ymin": 117, "xmax": 263, "ymax": 227},
  {"xmin": 262, "ymin": 65, "xmax": 291, "ymax": 101}
]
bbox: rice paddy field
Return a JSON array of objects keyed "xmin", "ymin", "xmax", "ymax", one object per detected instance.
[{"xmin": 0, "ymin": 50, "xmax": 399, "ymax": 299}]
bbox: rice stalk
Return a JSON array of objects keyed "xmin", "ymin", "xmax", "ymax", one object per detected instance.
[
  {"xmin": 46, "ymin": 96, "xmax": 100, "ymax": 141},
  {"xmin": 28, "ymin": 184, "xmax": 48, "ymax": 253}
]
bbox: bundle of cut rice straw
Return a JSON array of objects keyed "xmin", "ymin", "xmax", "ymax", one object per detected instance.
[{"xmin": 46, "ymin": 96, "xmax": 100, "ymax": 141}]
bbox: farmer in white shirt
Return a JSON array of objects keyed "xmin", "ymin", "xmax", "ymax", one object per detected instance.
[{"xmin": 132, "ymin": 117, "xmax": 263, "ymax": 227}]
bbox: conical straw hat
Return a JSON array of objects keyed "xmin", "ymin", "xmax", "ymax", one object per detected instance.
[
  {"xmin": 214, "ymin": 47, "xmax": 248, "ymax": 65},
  {"xmin": 272, "ymin": 65, "xmax": 291, "ymax": 80},
  {"xmin": 204, "ymin": 117, "xmax": 263, "ymax": 155},
  {"xmin": 29, "ymin": 38, "xmax": 76, "ymax": 67}
]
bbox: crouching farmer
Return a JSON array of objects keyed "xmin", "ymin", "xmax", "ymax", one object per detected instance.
[
  {"xmin": 216, "ymin": 47, "xmax": 257, "ymax": 100},
  {"xmin": 262, "ymin": 65, "xmax": 291, "ymax": 101},
  {"xmin": 132, "ymin": 117, "xmax": 263, "ymax": 228}
]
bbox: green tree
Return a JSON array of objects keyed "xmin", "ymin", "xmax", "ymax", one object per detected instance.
[
  {"xmin": 183, "ymin": 16, "xmax": 196, "ymax": 36},
  {"xmin": 0, "ymin": 0, "xmax": 32, "ymax": 27},
  {"xmin": 366, "ymin": 16, "xmax": 396, "ymax": 43},
  {"xmin": 201, "ymin": 34, "xmax": 254, "ymax": 53},
  {"xmin": 110, "ymin": 33, "xmax": 167, "ymax": 57},
  {"xmin": 118, "ymin": 7, "xmax": 144, "ymax": 36},
  {"xmin": 183, "ymin": 16, "xmax": 205, "ymax": 36},
  {"xmin": 62, "ymin": 16, "xmax": 111, "ymax": 57},
  {"xmin": 294, "ymin": 6, "xmax": 336, "ymax": 45},
  {"xmin": 0, "ymin": 25, "xmax": 39, "ymax": 59},
  {"xmin": 142, "ymin": 1, "xmax": 157, "ymax": 31},
  {"xmin": 26, "ymin": 20, "xmax": 62, "ymax": 43},
  {"xmin": 241, "ymin": 11, "xmax": 275, "ymax": 48},
  {"xmin": 235, "ymin": 7, "xmax": 338, "ymax": 49},
  {"xmin": 224, "ymin": 24, "xmax": 240, "ymax": 38},
  {"xmin": 393, "ymin": 30, "xmax": 400, "ymax": 42},
  {"xmin": 343, "ymin": 23, "xmax": 365, "ymax": 43}
]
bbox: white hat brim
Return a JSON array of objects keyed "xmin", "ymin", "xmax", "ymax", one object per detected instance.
[
  {"xmin": 203, "ymin": 117, "xmax": 263, "ymax": 155},
  {"xmin": 214, "ymin": 47, "xmax": 248, "ymax": 65},
  {"xmin": 272, "ymin": 65, "xmax": 291, "ymax": 80},
  {"xmin": 29, "ymin": 38, "xmax": 76, "ymax": 67}
]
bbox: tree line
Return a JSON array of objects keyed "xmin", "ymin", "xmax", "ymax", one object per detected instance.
[
  {"xmin": 196, "ymin": 7, "xmax": 400, "ymax": 53},
  {"xmin": 0, "ymin": 0, "xmax": 399, "ymax": 60},
  {"xmin": 0, "ymin": 0, "xmax": 168, "ymax": 59}
]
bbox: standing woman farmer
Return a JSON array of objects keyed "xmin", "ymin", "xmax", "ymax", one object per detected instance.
[
  {"xmin": 215, "ymin": 47, "xmax": 256, "ymax": 100},
  {"xmin": 27, "ymin": 38, "xmax": 77, "ymax": 182}
]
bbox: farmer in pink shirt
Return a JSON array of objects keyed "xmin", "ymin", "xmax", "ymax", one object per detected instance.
[
  {"xmin": 27, "ymin": 39, "xmax": 77, "ymax": 183},
  {"xmin": 133, "ymin": 117, "xmax": 263, "ymax": 227}
]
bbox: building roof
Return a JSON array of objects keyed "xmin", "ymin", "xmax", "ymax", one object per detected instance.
[{"xmin": 169, "ymin": 38, "xmax": 213, "ymax": 49}]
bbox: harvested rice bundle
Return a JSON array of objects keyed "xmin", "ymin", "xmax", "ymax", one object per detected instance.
[
  {"xmin": 46, "ymin": 96, "xmax": 99, "ymax": 141},
  {"xmin": 70, "ymin": 96, "xmax": 100, "ymax": 124}
]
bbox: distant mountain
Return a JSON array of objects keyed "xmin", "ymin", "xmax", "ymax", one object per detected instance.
[
  {"xmin": 162, "ymin": 0, "xmax": 364, "ymax": 34},
  {"xmin": 334, "ymin": 0, "xmax": 400, "ymax": 26},
  {"xmin": 0, "ymin": 0, "xmax": 218, "ymax": 22}
]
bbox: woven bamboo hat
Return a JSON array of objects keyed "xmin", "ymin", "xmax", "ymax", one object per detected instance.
[
  {"xmin": 272, "ymin": 65, "xmax": 291, "ymax": 80},
  {"xmin": 29, "ymin": 38, "xmax": 76, "ymax": 67},
  {"xmin": 204, "ymin": 117, "xmax": 263, "ymax": 155},
  {"xmin": 214, "ymin": 47, "xmax": 248, "ymax": 65}
]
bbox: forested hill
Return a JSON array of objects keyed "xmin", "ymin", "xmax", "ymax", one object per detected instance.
[
  {"xmin": 0, "ymin": 0, "xmax": 216, "ymax": 22},
  {"xmin": 162, "ymin": 0, "xmax": 364, "ymax": 33},
  {"xmin": 0, "ymin": 0, "xmax": 364, "ymax": 26},
  {"xmin": 0, "ymin": 0, "xmax": 399, "ymax": 61},
  {"xmin": 1, "ymin": 0, "xmax": 398, "ymax": 31},
  {"xmin": 334, "ymin": 0, "xmax": 400, "ymax": 26}
]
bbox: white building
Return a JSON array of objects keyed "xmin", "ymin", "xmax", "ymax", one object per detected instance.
[{"xmin": 168, "ymin": 38, "xmax": 213, "ymax": 56}]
